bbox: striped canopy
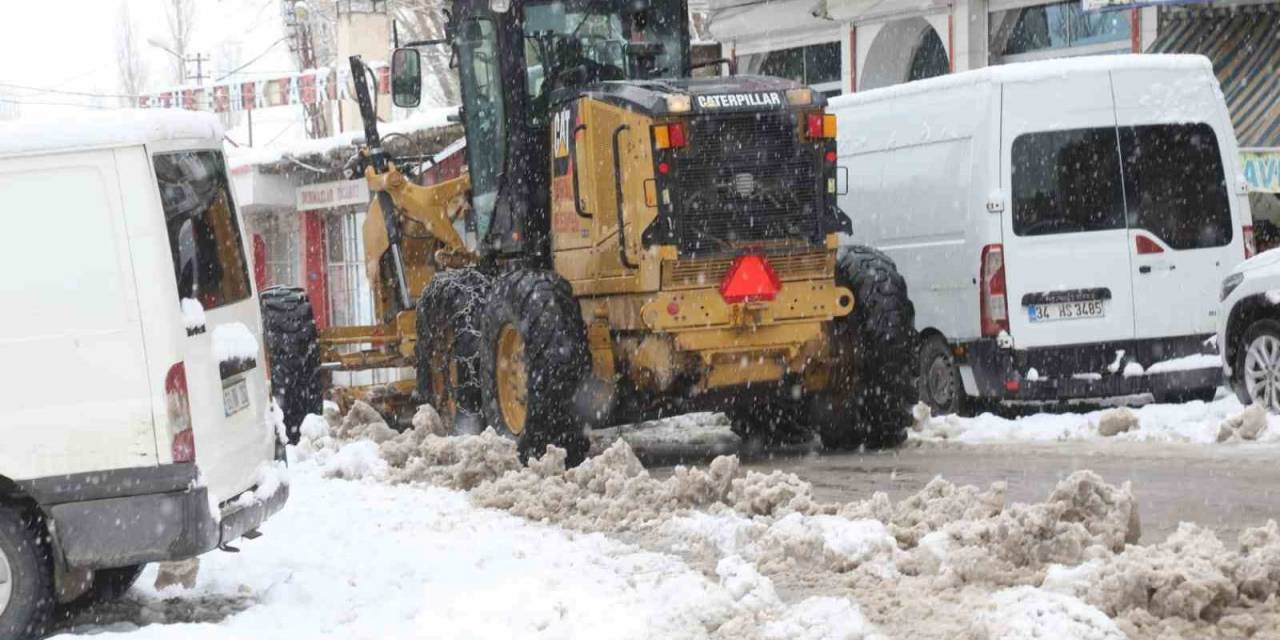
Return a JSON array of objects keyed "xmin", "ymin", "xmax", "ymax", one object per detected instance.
[{"xmin": 1150, "ymin": 5, "xmax": 1280, "ymax": 148}]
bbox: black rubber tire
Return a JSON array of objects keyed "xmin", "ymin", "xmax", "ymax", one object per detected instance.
[
  {"xmin": 0, "ymin": 504, "xmax": 53, "ymax": 640},
  {"xmin": 918, "ymin": 334, "xmax": 964, "ymax": 416},
  {"xmin": 817, "ymin": 246, "xmax": 918, "ymax": 450},
  {"xmin": 416, "ymin": 268, "xmax": 492, "ymax": 435},
  {"xmin": 260, "ymin": 287, "xmax": 323, "ymax": 444},
  {"xmin": 727, "ymin": 395, "xmax": 812, "ymax": 448},
  {"xmin": 480, "ymin": 270, "xmax": 591, "ymax": 467},
  {"xmin": 1232, "ymin": 318, "xmax": 1280, "ymax": 407},
  {"xmin": 59, "ymin": 564, "xmax": 145, "ymax": 614}
]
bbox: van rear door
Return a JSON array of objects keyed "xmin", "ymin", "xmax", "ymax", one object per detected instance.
[
  {"xmin": 1000, "ymin": 75, "xmax": 1136, "ymax": 349},
  {"xmin": 1110, "ymin": 68, "xmax": 1245, "ymax": 339},
  {"xmin": 151, "ymin": 148, "xmax": 275, "ymax": 506}
]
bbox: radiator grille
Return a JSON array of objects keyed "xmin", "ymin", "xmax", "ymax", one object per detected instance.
[
  {"xmin": 672, "ymin": 112, "xmax": 821, "ymax": 254},
  {"xmin": 663, "ymin": 249, "xmax": 832, "ymax": 289}
]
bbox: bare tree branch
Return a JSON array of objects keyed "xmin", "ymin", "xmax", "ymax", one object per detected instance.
[
  {"xmin": 164, "ymin": 0, "xmax": 197, "ymax": 83},
  {"xmin": 116, "ymin": 1, "xmax": 148, "ymax": 105}
]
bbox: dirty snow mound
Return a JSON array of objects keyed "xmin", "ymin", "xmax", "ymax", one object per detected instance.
[
  {"xmin": 759, "ymin": 597, "xmax": 878, "ymax": 640},
  {"xmin": 332, "ymin": 400, "xmax": 398, "ymax": 443},
  {"xmin": 1096, "ymin": 408, "xmax": 1138, "ymax": 437},
  {"xmin": 322, "ymin": 440, "xmax": 388, "ymax": 480},
  {"xmin": 393, "ymin": 429, "xmax": 521, "ymax": 490},
  {"xmin": 411, "ymin": 403, "xmax": 448, "ymax": 436},
  {"xmin": 1218, "ymin": 404, "xmax": 1270, "ymax": 442},
  {"xmin": 977, "ymin": 587, "xmax": 1124, "ymax": 640}
]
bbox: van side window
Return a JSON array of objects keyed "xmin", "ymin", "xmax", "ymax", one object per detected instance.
[
  {"xmin": 153, "ymin": 151, "xmax": 252, "ymax": 310},
  {"xmin": 1011, "ymin": 127, "xmax": 1126, "ymax": 236},
  {"xmin": 1120, "ymin": 123, "xmax": 1232, "ymax": 250}
]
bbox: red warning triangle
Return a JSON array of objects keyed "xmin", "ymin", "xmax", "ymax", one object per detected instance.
[{"xmin": 720, "ymin": 254, "xmax": 782, "ymax": 303}]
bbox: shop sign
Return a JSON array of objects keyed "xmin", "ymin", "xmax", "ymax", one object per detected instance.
[
  {"xmin": 296, "ymin": 179, "xmax": 370, "ymax": 210},
  {"xmin": 1243, "ymin": 151, "xmax": 1280, "ymax": 194}
]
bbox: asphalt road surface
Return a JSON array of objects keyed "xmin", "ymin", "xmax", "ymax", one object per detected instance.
[{"xmin": 644, "ymin": 438, "xmax": 1280, "ymax": 544}]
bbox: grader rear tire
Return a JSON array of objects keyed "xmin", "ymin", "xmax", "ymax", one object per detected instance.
[
  {"xmin": 480, "ymin": 270, "xmax": 591, "ymax": 467},
  {"xmin": 817, "ymin": 246, "xmax": 918, "ymax": 450},
  {"xmin": 260, "ymin": 287, "xmax": 323, "ymax": 443},
  {"xmin": 416, "ymin": 268, "xmax": 491, "ymax": 434}
]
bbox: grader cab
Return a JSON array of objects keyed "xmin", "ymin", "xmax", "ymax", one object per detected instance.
[{"xmin": 261, "ymin": 0, "xmax": 918, "ymax": 466}]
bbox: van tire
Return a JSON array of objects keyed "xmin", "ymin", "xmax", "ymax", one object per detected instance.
[
  {"xmin": 918, "ymin": 335, "xmax": 964, "ymax": 416},
  {"xmin": 480, "ymin": 270, "xmax": 591, "ymax": 467},
  {"xmin": 416, "ymin": 268, "xmax": 491, "ymax": 434},
  {"xmin": 60, "ymin": 564, "xmax": 145, "ymax": 613},
  {"xmin": 260, "ymin": 287, "xmax": 323, "ymax": 443},
  {"xmin": 0, "ymin": 505, "xmax": 53, "ymax": 639},
  {"xmin": 820, "ymin": 246, "xmax": 917, "ymax": 450}
]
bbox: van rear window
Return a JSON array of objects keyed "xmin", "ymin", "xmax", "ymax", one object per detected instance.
[
  {"xmin": 1012, "ymin": 127, "xmax": 1127, "ymax": 236},
  {"xmin": 153, "ymin": 151, "xmax": 252, "ymax": 311},
  {"xmin": 1121, "ymin": 123, "xmax": 1232, "ymax": 250}
]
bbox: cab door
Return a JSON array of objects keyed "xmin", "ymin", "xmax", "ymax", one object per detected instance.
[
  {"xmin": 1000, "ymin": 74, "xmax": 1136, "ymax": 349},
  {"xmin": 1110, "ymin": 68, "xmax": 1245, "ymax": 339},
  {"xmin": 456, "ymin": 16, "xmax": 507, "ymax": 244}
]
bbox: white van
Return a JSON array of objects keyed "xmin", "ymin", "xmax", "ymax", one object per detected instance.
[
  {"xmin": 0, "ymin": 110, "xmax": 287, "ymax": 635},
  {"xmin": 831, "ymin": 55, "xmax": 1253, "ymax": 413}
]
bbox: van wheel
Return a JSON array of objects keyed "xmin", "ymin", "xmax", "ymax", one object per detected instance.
[
  {"xmin": 820, "ymin": 246, "xmax": 918, "ymax": 450},
  {"xmin": 918, "ymin": 335, "xmax": 964, "ymax": 416},
  {"xmin": 480, "ymin": 270, "xmax": 591, "ymax": 467},
  {"xmin": 59, "ymin": 564, "xmax": 145, "ymax": 613},
  {"xmin": 416, "ymin": 268, "xmax": 491, "ymax": 434},
  {"xmin": 260, "ymin": 287, "xmax": 323, "ymax": 443},
  {"xmin": 727, "ymin": 397, "xmax": 812, "ymax": 448},
  {"xmin": 0, "ymin": 505, "xmax": 53, "ymax": 639}
]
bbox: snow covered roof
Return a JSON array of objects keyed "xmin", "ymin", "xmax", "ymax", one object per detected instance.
[
  {"xmin": 0, "ymin": 109, "xmax": 224, "ymax": 158},
  {"xmin": 227, "ymin": 107, "xmax": 458, "ymax": 171},
  {"xmin": 830, "ymin": 54, "xmax": 1215, "ymax": 110}
]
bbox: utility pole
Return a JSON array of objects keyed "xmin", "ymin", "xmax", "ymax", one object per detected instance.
[
  {"xmin": 187, "ymin": 53, "xmax": 209, "ymax": 86},
  {"xmin": 285, "ymin": 1, "xmax": 331, "ymax": 139}
]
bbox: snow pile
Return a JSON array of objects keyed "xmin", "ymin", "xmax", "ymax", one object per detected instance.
[
  {"xmin": 280, "ymin": 403, "xmax": 1280, "ymax": 639},
  {"xmin": 210, "ymin": 322, "xmax": 260, "ymax": 364},
  {"xmin": 912, "ymin": 394, "xmax": 1280, "ymax": 445},
  {"xmin": 0, "ymin": 109, "xmax": 223, "ymax": 157},
  {"xmin": 976, "ymin": 587, "xmax": 1124, "ymax": 640}
]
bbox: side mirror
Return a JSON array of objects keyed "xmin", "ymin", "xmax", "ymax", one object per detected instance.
[{"xmin": 391, "ymin": 48, "xmax": 422, "ymax": 109}]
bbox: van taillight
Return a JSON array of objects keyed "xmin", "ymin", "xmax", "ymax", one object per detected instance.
[
  {"xmin": 164, "ymin": 362, "xmax": 196, "ymax": 464},
  {"xmin": 1244, "ymin": 225, "xmax": 1256, "ymax": 259},
  {"xmin": 980, "ymin": 244, "xmax": 1009, "ymax": 338}
]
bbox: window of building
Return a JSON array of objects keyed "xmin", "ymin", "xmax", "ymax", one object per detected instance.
[
  {"xmin": 991, "ymin": 1, "xmax": 1130, "ymax": 61},
  {"xmin": 744, "ymin": 42, "xmax": 842, "ymax": 96},
  {"xmin": 325, "ymin": 210, "xmax": 374, "ymax": 329},
  {"xmin": 252, "ymin": 213, "xmax": 300, "ymax": 289}
]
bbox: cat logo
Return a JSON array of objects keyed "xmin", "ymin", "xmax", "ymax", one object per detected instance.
[{"xmin": 552, "ymin": 108, "xmax": 572, "ymax": 159}]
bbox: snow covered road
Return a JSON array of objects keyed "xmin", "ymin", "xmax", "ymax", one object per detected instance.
[
  {"xmin": 50, "ymin": 400, "xmax": 1280, "ymax": 640},
  {"xmin": 52, "ymin": 452, "xmax": 875, "ymax": 639}
]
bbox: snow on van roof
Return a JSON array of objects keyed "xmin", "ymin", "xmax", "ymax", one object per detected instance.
[
  {"xmin": 830, "ymin": 54, "xmax": 1214, "ymax": 109},
  {"xmin": 0, "ymin": 109, "xmax": 223, "ymax": 157}
]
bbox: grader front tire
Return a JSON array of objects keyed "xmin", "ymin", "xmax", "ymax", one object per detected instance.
[{"xmin": 480, "ymin": 270, "xmax": 591, "ymax": 467}]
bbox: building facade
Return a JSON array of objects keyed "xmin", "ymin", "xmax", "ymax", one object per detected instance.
[{"xmin": 708, "ymin": 0, "xmax": 1280, "ymax": 227}]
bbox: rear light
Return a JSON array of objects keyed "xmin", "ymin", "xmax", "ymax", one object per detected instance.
[
  {"xmin": 805, "ymin": 113, "xmax": 837, "ymax": 139},
  {"xmin": 164, "ymin": 362, "xmax": 196, "ymax": 464},
  {"xmin": 980, "ymin": 244, "xmax": 1009, "ymax": 338},
  {"xmin": 720, "ymin": 254, "xmax": 782, "ymax": 303},
  {"xmin": 653, "ymin": 123, "xmax": 687, "ymax": 150},
  {"xmin": 1135, "ymin": 235, "xmax": 1164, "ymax": 255},
  {"xmin": 1244, "ymin": 225, "xmax": 1256, "ymax": 259}
]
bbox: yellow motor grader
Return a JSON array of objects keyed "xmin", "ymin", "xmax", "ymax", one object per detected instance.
[{"xmin": 260, "ymin": 0, "xmax": 918, "ymax": 465}]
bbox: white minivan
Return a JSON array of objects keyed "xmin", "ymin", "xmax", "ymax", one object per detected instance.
[
  {"xmin": 831, "ymin": 55, "xmax": 1253, "ymax": 413},
  {"xmin": 0, "ymin": 110, "xmax": 287, "ymax": 636}
]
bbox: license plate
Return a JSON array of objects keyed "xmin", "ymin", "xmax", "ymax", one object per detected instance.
[
  {"xmin": 1028, "ymin": 300, "xmax": 1105, "ymax": 322},
  {"xmin": 223, "ymin": 378, "xmax": 250, "ymax": 417}
]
